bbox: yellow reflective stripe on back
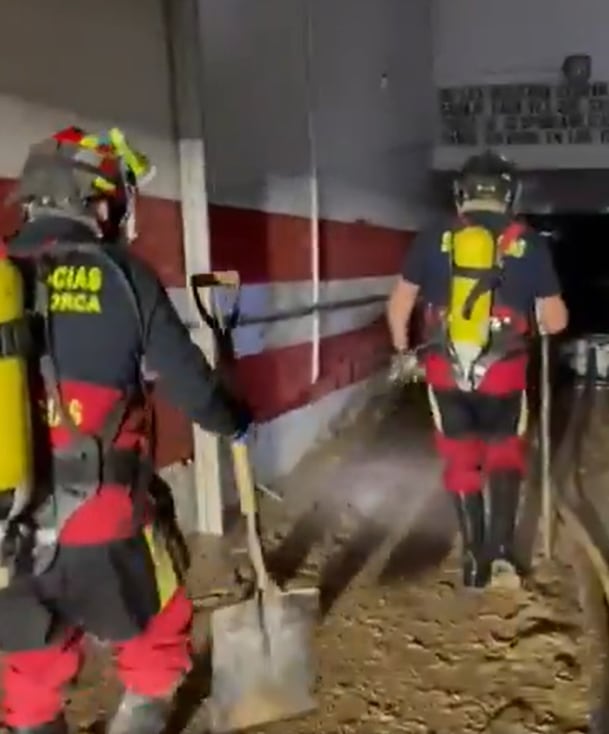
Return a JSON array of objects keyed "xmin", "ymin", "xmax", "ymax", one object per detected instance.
[
  {"xmin": 143, "ymin": 525, "xmax": 179, "ymax": 609},
  {"xmin": 441, "ymin": 231, "xmax": 452, "ymax": 253},
  {"xmin": 427, "ymin": 386, "xmax": 443, "ymax": 431},
  {"xmin": 109, "ymin": 127, "xmax": 152, "ymax": 181},
  {"xmin": 517, "ymin": 391, "xmax": 528, "ymax": 436}
]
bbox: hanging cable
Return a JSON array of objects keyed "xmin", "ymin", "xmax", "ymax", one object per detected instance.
[{"xmin": 303, "ymin": 0, "xmax": 320, "ymax": 383}]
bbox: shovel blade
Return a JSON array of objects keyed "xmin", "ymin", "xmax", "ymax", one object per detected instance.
[{"xmin": 208, "ymin": 587, "xmax": 319, "ymax": 733}]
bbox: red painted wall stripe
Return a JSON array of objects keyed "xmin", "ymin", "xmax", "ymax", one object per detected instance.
[
  {"xmin": 208, "ymin": 206, "xmax": 311, "ymax": 284},
  {"xmin": 0, "ymin": 180, "xmax": 412, "ymax": 286},
  {"xmin": 209, "ymin": 205, "xmax": 413, "ymax": 283},
  {"xmin": 0, "ymin": 177, "xmax": 410, "ymax": 467},
  {"xmin": 153, "ymin": 316, "xmax": 393, "ymax": 467},
  {"xmin": 234, "ymin": 316, "xmax": 392, "ymax": 422},
  {"xmin": 0, "ymin": 179, "xmax": 23, "ymax": 236},
  {"xmin": 318, "ymin": 218, "xmax": 413, "ymax": 281},
  {"xmin": 131, "ymin": 195, "xmax": 185, "ymax": 287},
  {"xmin": 0, "ymin": 178, "xmax": 186, "ymax": 289}
]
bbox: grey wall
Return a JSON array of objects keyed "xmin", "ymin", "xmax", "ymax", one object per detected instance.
[
  {"xmin": 433, "ymin": 0, "xmax": 609, "ymax": 87},
  {"xmin": 0, "ymin": 0, "xmax": 178, "ymax": 198},
  {"xmin": 431, "ymin": 0, "xmax": 609, "ymax": 175},
  {"xmin": 199, "ymin": 0, "xmax": 436, "ymax": 229}
]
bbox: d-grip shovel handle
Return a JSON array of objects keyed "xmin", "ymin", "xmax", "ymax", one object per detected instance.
[{"xmin": 230, "ymin": 441, "xmax": 270, "ymax": 593}]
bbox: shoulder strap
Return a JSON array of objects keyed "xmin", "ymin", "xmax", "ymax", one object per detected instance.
[
  {"xmin": 451, "ymin": 215, "xmax": 525, "ymax": 254},
  {"xmin": 449, "ymin": 218, "xmax": 526, "ymax": 321},
  {"xmin": 462, "ymin": 221, "xmax": 527, "ymax": 321}
]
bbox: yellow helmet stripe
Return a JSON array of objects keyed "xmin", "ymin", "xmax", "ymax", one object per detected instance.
[{"xmin": 108, "ymin": 127, "xmax": 152, "ymax": 181}]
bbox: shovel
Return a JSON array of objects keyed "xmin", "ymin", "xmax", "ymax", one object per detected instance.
[
  {"xmin": 207, "ymin": 441, "xmax": 320, "ymax": 733},
  {"xmin": 539, "ymin": 331, "xmax": 553, "ymax": 558}
]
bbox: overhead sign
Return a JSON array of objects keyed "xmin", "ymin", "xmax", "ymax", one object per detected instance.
[{"xmin": 438, "ymin": 82, "xmax": 609, "ymax": 146}]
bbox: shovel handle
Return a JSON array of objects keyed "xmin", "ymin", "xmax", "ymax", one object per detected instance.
[
  {"xmin": 232, "ymin": 441, "xmax": 256, "ymax": 516},
  {"xmin": 191, "ymin": 270, "xmax": 241, "ymax": 289},
  {"xmin": 230, "ymin": 442, "xmax": 270, "ymax": 592},
  {"xmin": 540, "ymin": 333, "xmax": 552, "ymax": 558}
]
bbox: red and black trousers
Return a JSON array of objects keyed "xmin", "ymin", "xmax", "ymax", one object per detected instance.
[
  {"xmin": 0, "ymin": 486, "xmax": 192, "ymax": 730},
  {"xmin": 424, "ymin": 354, "xmax": 528, "ymax": 495}
]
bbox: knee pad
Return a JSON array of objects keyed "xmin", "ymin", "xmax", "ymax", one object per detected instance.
[
  {"xmin": 436, "ymin": 435, "xmax": 484, "ymax": 494},
  {"xmin": 485, "ymin": 436, "xmax": 526, "ymax": 475}
]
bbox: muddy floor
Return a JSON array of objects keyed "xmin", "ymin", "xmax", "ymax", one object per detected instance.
[{"xmin": 67, "ymin": 387, "xmax": 594, "ymax": 734}]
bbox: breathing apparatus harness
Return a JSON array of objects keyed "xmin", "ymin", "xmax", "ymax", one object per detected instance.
[
  {"xmin": 418, "ymin": 152, "xmax": 527, "ymax": 390},
  {"xmin": 388, "ymin": 216, "xmax": 527, "ymax": 391},
  {"xmin": 443, "ymin": 215, "xmax": 528, "ymax": 391},
  {"xmin": 0, "ymin": 129, "xmax": 157, "ymax": 575}
]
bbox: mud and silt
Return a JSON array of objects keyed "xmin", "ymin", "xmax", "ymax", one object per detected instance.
[{"xmin": 63, "ymin": 391, "xmax": 598, "ymax": 733}]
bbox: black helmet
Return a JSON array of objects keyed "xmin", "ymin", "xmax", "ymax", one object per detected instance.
[
  {"xmin": 8, "ymin": 134, "xmax": 124, "ymax": 222},
  {"xmin": 454, "ymin": 150, "xmax": 519, "ymax": 209}
]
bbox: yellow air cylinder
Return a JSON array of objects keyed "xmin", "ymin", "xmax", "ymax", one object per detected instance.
[
  {"xmin": 448, "ymin": 226, "xmax": 496, "ymax": 350},
  {"xmin": 0, "ymin": 255, "xmax": 32, "ymax": 492}
]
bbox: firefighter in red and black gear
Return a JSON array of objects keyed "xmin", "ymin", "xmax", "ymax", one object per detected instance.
[
  {"xmin": 387, "ymin": 151, "xmax": 568, "ymax": 589},
  {"xmin": 0, "ymin": 129, "xmax": 251, "ymax": 734}
]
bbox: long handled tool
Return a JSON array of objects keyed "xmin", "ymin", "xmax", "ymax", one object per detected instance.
[
  {"xmin": 540, "ymin": 332, "xmax": 553, "ymax": 558},
  {"xmin": 207, "ymin": 441, "xmax": 320, "ymax": 733},
  {"xmin": 191, "ymin": 270, "xmax": 242, "ymax": 365},
  {"xmin": 190, "ymin": 271, "xmax": 281, "ymax": 504}
]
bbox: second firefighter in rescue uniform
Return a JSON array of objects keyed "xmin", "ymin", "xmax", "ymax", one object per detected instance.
[
  {"xmin": 0, "ymin": 128, "xmax": 251, "ymax": 734},
  {"xmin": 387, "ymin": 151, "xmax": 568, "ymax": 589}
]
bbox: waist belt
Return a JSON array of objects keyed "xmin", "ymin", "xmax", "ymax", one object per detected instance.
[
  {"xmin": 51, "ymin": 446, "xmax": 143, "ymax": 489},
  {"xmin": 0, "ymin": 447, "xmax": 150, "ymax": 580}
]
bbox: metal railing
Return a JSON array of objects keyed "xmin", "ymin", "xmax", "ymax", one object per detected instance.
[{"xmin": 236, "ymin": 293, "xmax": 387, "ymax": 327}]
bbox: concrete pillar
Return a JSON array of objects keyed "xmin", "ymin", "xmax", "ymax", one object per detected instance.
[{"xmin": 163, "ymin": 0, "xmax": 224, "ymax": 536}]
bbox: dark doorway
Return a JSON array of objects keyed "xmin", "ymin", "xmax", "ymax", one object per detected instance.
[{"xmin": 527, "ymin": 214, "xmax": 609, "ymax": 336}]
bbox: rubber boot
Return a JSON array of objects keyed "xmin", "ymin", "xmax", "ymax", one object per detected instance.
[
  {"xmin": 488, "ymin": 470, "xmax": 522, "ymax": 589},
  {"xmin": 11, "ymin": 717, "xmax": 67, "ymax": 733},
  {"xmin": 451, "ymin": 492, "xmax": 489, "ymax": 589},
  {"xmin": 107, "ymin": 691, "xmax": 171, "ymax": 734}
]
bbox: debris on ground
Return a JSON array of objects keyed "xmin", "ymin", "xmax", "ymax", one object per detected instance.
[{"xmin": 64, "ymin": 389, "xmax": 593, "ymax": 734}]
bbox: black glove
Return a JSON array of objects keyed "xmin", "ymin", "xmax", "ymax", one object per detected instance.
[{"xmin": 231, "ymin": 399, "xmax": 253, "ymax": 440}]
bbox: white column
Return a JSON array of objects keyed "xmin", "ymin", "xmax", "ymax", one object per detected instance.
[{"xmin": 163, "ymin": 0, "xmax": 224, "ymax": 536}]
